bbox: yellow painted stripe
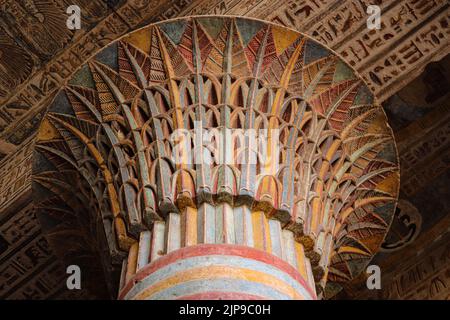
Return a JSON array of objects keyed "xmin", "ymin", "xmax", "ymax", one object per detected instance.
[
  {"xmin": 183, "ymin": 207, "xmax": 197, "ymax": 246},
  {"xmin": 262, "ymin": 212, "xmax": 272, "ymax": 254},
  {"xmin": 294, "ymin": 242, "xmax": 308, "ymax": 282},
  {"xmin": 310, "ymin": 197, "xmax": 321, "ymax": 235},
  {"xmin": 313, "ymin": 180, "xmax": 324, "ymax": 235},
  {"xmin": 251, "ymin": 211, "xmax": 273, "ymax": 253},
  {"xmin": 125, "ymin": 243, "xmax": 139, "ymax": 284},
  {"xmin": 133, "ymin": 265, "xmax": 304, "ymax": 300}
]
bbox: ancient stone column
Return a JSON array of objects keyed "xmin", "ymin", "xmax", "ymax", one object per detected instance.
[{"xmin": 32, "ymin": 16, "xmax": 400, "ymax": 300}]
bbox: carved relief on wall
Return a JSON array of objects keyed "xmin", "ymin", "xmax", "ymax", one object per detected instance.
[
  {"xmin": 266, "ymin": 0, "xmax": 450, "ymax": 101},
  {"xmin": 0, "ymin": 203, "xmax": 57, "ymax": 299},
  {"xmin": 361, "ymin": 230, "xmax": 450, "ymax": 300},
  {"xmin": 0, "ymin": 0, "xmax": 73, "ymax": 60},
  {"xmin": 0, "ymin": 138, "xmax": 34, "ymax": 212},
  {"xmin": 0, "ymin": 29, "xmax": 34, "ymax": 100},
  {"xmin": 0, "ymin": 202, "xmax": 102, "ymax": 299}
]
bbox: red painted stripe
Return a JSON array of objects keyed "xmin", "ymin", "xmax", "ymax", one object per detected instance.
[
  {"xmin": 119, "ymin": 244, "xmax": 316, "ymax": 299},
  {"xmin": 177, "ymin": 291, "xmax": 265, "ymax": 300}
]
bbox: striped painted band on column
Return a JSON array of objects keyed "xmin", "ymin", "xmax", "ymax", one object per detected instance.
[{"xmin": 119, "ymin": 244, "xmax": 317, "ymax": 300}]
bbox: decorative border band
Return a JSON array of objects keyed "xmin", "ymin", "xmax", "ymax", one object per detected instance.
[{"xmin": 119, "ymin": 244, "xmax": 316, "ymax": 300}]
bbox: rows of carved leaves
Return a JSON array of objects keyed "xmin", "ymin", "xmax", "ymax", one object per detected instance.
[{"xmin": 34, "ymin": 17, "xmax": 399, "ymax": 295}]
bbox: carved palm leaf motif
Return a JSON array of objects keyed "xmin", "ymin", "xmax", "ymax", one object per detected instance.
[{"xmin": 32, "ymin": 17, "xmax": 399, "ymax": 298}]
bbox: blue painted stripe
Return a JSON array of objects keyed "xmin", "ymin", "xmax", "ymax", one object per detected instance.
[{"xmin": 143, "ymin": 278, "xmax": 292, "ymax": 300}]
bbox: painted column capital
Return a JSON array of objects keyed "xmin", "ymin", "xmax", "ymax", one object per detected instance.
[{"xmin": 33, "ymin": 16, "xmax": 399, "ymax": 299}]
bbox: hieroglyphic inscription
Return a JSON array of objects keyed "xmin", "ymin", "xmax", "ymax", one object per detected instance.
[
  {"xmin": 362, "ymin": 8, "xmax": 450, "ymax": 99},
  {"xmin": 396, "ymin": 102, "xmax": 450, "ymax": 196},
  {"xmin": 401, "ymin": 120, "xmax": 450, "ymax": 196},
  {"xmin": 377, "ymin": 233, "xmax": 450, "ymax": 300},
  {"xmin": 0, "ymin": 138, "xmax": 34, "ymax": 212},
  {"xmin": 5, "ymin": 260, "xmax": 64, "ymax": 300},
  {"xmin": 0, "ymin": 201, "xmax": 60, "ymax": 300},
  {"xmin": 0, "ymin": 204, "xmax": 39, "ymax": 257},
  {"xmin": 0, "ymin": 201, "xmax": 89, "ymax": 300},
  {"xmin": 267, "ymin": 0, "xmax": 450, "ymax": 101},
  {"xmin": 0, "ymin": 235, "xmax": 54, "ymax": 297}
]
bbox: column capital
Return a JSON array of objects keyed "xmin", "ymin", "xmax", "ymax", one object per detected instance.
[{"xmin": 32, "ymin": 16, "xmax": 399, "ymax": 299}]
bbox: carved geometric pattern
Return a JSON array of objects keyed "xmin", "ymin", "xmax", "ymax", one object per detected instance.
[{"xmin": 32, "ymin": 16, "xmax": 400, "ymax": 297}]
